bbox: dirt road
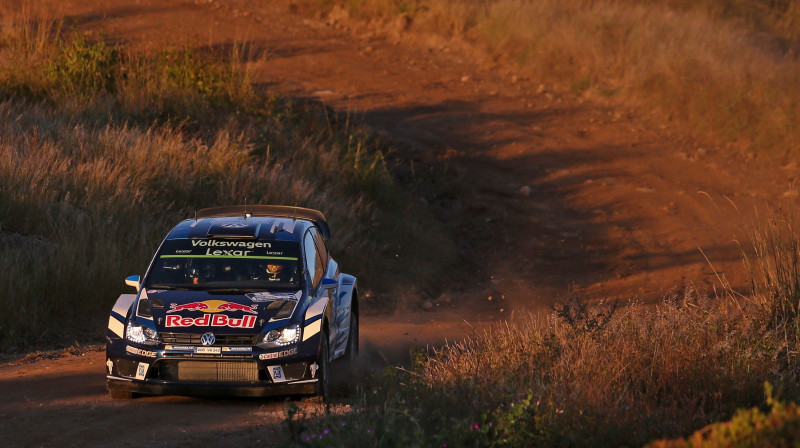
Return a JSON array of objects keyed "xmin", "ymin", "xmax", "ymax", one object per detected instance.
[{"xmin": 1, "ymin": 0, "xmax": 797, "ymax": 446}]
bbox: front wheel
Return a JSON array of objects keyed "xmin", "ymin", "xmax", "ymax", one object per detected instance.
[{"xmin": 316, "ymin": 332, "xmax": 330, "ymax": 401}]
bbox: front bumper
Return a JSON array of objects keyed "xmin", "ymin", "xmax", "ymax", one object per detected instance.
[
  {"xmin": 106, "ymin": 340, "xmax": 321, "ymax": 398},
  {"xmin": 106, "ymin": 375, "xmax": 317, "ymax": 398}
]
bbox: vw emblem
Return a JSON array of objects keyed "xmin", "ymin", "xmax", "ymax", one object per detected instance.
[{"xmin": 200, "ymin": 332, "xmax": 216, "ymax": 346}]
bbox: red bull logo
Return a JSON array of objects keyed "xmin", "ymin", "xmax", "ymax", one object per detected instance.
[
  {"xmin": 165, "ymin": 314, "xmax": 257, "ymax": 328},
  {"xmin": 167, "ymin": 300, "xmax": 258, "ymax": 314}
]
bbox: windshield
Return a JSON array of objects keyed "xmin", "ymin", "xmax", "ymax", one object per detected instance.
[{"xmin": 145, "ymin": 239, "xmax": 301, "ymax": 290}]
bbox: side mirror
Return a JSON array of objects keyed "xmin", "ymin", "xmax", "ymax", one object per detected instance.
[
  {"xmin": 320, "ymin": 278, "xmax": 338, "ymax": 291},
  {"xmin": 125, "ymin": 275, "xmax": 141, "ymax": 290}
]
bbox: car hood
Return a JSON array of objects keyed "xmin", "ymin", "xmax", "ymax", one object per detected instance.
[{"xmin": 143, "ymin": 289, "xmax": 302, "ymax": 334}]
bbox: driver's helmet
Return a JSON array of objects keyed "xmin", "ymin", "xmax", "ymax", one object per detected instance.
[{"xmin": 187, "ymin": 261, "xmax": 216, "ymax": 284}]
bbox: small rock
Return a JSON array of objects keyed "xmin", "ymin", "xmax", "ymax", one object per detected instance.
[
  {"xmin": 511, "ymin": 75, "xmax": 518, "ymax": 83},
  {"xmin": 461, "ymin": 75, "xmax": 470, "ymax": 82},
  {"xmin": 783, "ymin": 190, "xmax": 799, "ymax": 198},
  {"xmin": 536, "ymin": 84, "xmax": 546, "ymax": 94},
  {"xmin": 422, "ymin": 300, "xmax": 434, "ymax": 310},
  {"xmin": 520, "ymin": 185, "xmax": 532, "ymax": 196}
]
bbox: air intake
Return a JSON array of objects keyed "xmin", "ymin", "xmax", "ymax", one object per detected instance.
[
  {"xmin": 174, "ymin": 361, "xmax": 259, "ymax": 382},
  {"xmin": 205, "ymin": 219, "xmax": 260, "ymax": 239}
]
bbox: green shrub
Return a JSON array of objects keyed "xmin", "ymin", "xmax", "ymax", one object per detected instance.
[
  {"xmin": 44, "ymin": 33, "xmax": 119, "ymax": 99},
  {"xmin": 648, "ymin": 384, "xmax": 800, "ymax": 448}
]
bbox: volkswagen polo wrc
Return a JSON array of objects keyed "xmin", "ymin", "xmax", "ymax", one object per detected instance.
[{"xmin": 105, "ymin": 205, "xmax": 358, "ymax": 400}]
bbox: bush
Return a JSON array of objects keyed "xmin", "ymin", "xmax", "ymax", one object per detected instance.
[{"xmin": 648, "ymin": 384, "xmax": 800, "ymax": 448}]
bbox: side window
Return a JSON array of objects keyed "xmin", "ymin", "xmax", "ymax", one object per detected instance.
[
  {"xmin": 303, "ymin": 231, "xmax": 319, "ymax": 290},
  {"xmin": 312, "ymin": 227, "xmax": 328, "ymax": 269},
  {"xmin": 304, "ymin": 229, "xmax": 324, "ymax": 290}
]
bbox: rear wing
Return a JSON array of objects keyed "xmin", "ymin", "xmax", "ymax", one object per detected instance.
[{"xmin": 195, "ymin": 205, "xmax": 330, "ymax": 240}]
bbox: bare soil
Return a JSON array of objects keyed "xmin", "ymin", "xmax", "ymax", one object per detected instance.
[{"xmin": 2, "ymin": 0, "xmax": 797, "ymax": 446}]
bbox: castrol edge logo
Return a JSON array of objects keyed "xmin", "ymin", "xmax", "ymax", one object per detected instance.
[{"xmin": 165, "ymin": 300, "xmax": 258, "ymax": 328}]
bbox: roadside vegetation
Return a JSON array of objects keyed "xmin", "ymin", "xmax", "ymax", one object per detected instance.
[
  {"xmin": 649, "ymin": 384, "xmax": 800, "ymax": 448},
  {"xmin": 0, "ymin": 11, "xmax": 456, "ymax": 350},
  {"xmin": 306, "ymin": 0, "xmax": 800, "ymax": 156},
  {"xmin": 285, "ymin": 213, "xmax": 800, "ymax": 446}
]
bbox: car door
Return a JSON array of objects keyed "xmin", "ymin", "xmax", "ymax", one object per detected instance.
[
  {"xmin": 311, "ymin": 229, "xmax": 347, "ymax": 354},
  {"xmin": 303, "ymin": 227, "xmax": 334, "ymax": 350}
]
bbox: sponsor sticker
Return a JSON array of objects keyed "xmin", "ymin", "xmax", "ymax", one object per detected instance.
[
  {"xmin": 269, "ymin": 366, "xmax": 287, "ymax": 383},
  {"xmin": 247, "ymin": 291, "xmax": 301, "ymax": 303},
  {"xmin": 258, "ymin": 348, "xmax": 297, "ymax": 360},
  {"xmin": 164, "ymin": 345, "xmax": 194, "ymax": 351},
  {"xmin": 190, "ymin": 240, "xmax": 272, "ymax": 249},
  {"xmin": 195, "ymin": 346, "xmax": 221, "ymax": 355},
  {"xmin": 222, "ymin": 346, "xmax": 253, "ymax": 353},
  {"xmin": 126, "ymin": 345, "xmax": 157, "ymax": 358},
  {"xmin": 135, "ymin": 362, "xmax": 149, "ymax": 380},
  {"xmin": 165, "ymin": 314, "xmax": 257, "ymax": 328},
  {"xmin": 167, "ymin": 300, "xmax": 258, "ymax": 314},
  {"xmin": 146, "ymin": 289, "xmax": 166, "ymax": 294}
]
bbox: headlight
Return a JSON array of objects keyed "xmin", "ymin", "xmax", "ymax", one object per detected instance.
[
  {"xmin": 258, "ymin": 324, "xmax": 301, "ymax": 348},
  {"xmin": 126, "ymin": 320, "xmax": 159, "ymax": 346}
]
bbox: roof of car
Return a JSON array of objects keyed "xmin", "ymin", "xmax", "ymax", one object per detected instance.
[{"xmin": 164, "ymin": 205, "xmax": 329, "ymax": 242}]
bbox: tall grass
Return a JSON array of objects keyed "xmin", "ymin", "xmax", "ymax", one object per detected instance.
[
  {"xmin": 310, "ymin": 0, "xmax": 800, "ymax": 155},
  {"xmin": 285, "ymin": 213, "xmax": 800, "ymax": 447},
  {"xmin": 0, "ymin": 13, "xmax": 456, "ymax": 350}
]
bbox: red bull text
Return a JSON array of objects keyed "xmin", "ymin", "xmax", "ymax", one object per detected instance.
[{"xmin": 165, "ymin": 314, "xmax": 257, "ymax": 328}]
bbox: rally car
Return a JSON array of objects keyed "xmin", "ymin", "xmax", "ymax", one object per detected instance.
[{"xmin": 105, "ymin": 205, "xmax": 358, "ymax": 400}]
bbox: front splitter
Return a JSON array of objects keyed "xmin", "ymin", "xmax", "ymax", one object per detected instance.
[{"xmin": 107, "ymin": 376, "xmax": 318, "ymax": 398}]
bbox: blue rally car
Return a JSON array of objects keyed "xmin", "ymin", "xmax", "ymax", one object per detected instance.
[{"xmin": 105, "ymin": 205, "xmax": 358, "ymax": 400}]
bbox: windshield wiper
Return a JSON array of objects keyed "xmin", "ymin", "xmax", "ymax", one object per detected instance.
[{"xmin": 147, "ymin": 284, "xmax": 199, "ymax": 291}]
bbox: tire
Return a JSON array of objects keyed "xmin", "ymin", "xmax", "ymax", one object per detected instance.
[
  {"xmin": 316, "ymin": 332, "xmax": 330, "ymax": 401},
  {"xmin": 344, "ymin": 312, "xmax": 359, "ymax": 362}
]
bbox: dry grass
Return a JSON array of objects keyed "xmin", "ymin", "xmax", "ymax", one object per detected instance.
[
  {"xmin": 285, "ymin": 211, "xmax": 800, "ymax": 446},
  {"xmin": 288, "ymin": 295, "xmax": 799, "ymax": 447},
  {"xmin": 0, "ymin": 10, "xmax": 457, "ymax": 350},
  {"xmin": 310, "ymin": 0, "xmax": 800, "ymax": 155}
]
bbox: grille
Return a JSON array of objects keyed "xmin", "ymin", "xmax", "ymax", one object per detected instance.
[
  {"xmin": 161, "ymin": 333, "xmax": 256, "ymax": 345},
  {"xmin": 163, "ymin": 360, "xmax": 260, "ymax": 382}
]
